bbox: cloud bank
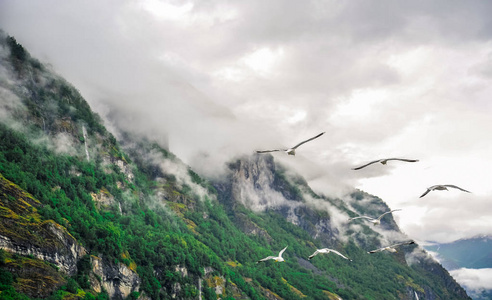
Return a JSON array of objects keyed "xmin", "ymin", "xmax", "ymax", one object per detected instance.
[{"xmin": 450, "ymin": 268, "xmax": 492, "ymax": 293}]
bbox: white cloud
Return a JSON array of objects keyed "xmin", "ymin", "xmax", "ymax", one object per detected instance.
[
  {"xmin": 241, "ymin": 47, "xmax": 284, "ymax": 76},
  {"xmin": 450, "ymin": 268, "xmax": 492, "ymax": 291},
  {"xmin": 139, "ymin": 0, "xmax": 193, "ymax": 22}
]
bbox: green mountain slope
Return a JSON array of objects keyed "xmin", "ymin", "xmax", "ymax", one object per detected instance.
[{"xmin": 0, "ymin": 31, "xmax": 470, "ymax": 299}]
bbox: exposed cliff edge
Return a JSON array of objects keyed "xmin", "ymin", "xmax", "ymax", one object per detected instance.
[
  {"xmin": 0, "ymin": 173, "xmax": 143, "ymax": 299},
  {"xmin": 0, "ymin": 173, "xmax": 86, "ymax": 275},
  {"xmin": 91, "ymin": 255, "xmax": 140, "ymax": 299}
]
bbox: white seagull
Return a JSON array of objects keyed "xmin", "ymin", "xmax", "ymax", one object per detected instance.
[
  {"xmin": 368, "ymin": 241, "xmax": 415, "ymax": 254},
  {"xmin": 308, "ymin": 248, "xmax": 352, "ymax": 261},
  {"xmin": 257, "ymin": 246, "xmax": 288, "ymax": 263},
  {"xmin": 419, "ymin": 184, "xmax": 471, "ymax": 198},
  {"xmin": 348, "ymin": 209, "xmax": 401, "ymax": 226},
  {"xmin": 256, "ymin": 132, "xmax": 325, "ymax": 156},
  {"xmin": 352, "ymin": 158, "xmax": 419, "ymax": 170}
]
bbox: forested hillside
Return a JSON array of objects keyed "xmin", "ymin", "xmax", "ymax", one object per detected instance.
[{"xmin": 0, "ymin": 32, "xmax": 470, "ymax": 299}]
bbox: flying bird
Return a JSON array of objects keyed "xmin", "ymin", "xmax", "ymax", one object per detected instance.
[
  {"xmin": 352, "ymin": 158, "xmax": 419, "ymax": 170},
  {"xmin": 257, "ymin": 246, "xmax": 288, "ymax": 263},
  {"xmin": 348, "ymin": 209, "xmax": 401, "ymax": 226},
  {"xmin": 419, "ymin": 184, "xmax": 471, "ymax": 198},
  {"xmin": 368, "ymin": 241, "xmax": 415, "ymax": 254},
  {"xmin": 256, "ymin": 132, "xmax": 325, "ymax": 156},
  {"xmin": 308, "ymin": 248, "xmax": 352, "ymax": 261}
]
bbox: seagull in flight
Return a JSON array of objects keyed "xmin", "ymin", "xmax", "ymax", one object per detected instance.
[
  {"xmin": 308, "ymin": 248, "xmax": 352, "ymax": 261},
  {"xmin": 256, "ymin": 132, "xmax": 325, "ymax": 156},
  {"xmin": 348, "ymin": 209, "xmax": 401, "ymax": 226},
  {"xmin": 419, "ymin": 185, "xmax": 471, "ymax": 198},
  {"xmin": 368, "ymin": 241, "xmax": 415, "ymax": 254},
  {"xmin": 352, "ymin": 158, "xmax": 419, "ymax": 170},
  {"xmin": 257, "ymin": 246, "xmax": 288, "ymax": 263}
]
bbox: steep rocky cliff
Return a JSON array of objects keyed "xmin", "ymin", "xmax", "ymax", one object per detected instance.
[
  {"xmin": 91, "ymin": 255, "xmax": 140, "ymax": 299},
  {"xmin": 0, "ymin": 173, "xmax": 143, "ymax": 298},
  {"xmin": 0, "ymin": 173, "xmax": 86, "ymax": 276}
]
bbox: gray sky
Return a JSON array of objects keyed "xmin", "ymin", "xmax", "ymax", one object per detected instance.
[{"xmin": 1, "ymin": 0, "xmax": 492, "ymax": 250}]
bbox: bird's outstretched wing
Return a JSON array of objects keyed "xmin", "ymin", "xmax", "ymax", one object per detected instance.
[
  {"xmin": 257, "ymin": 256, "xmax": 276, "ymax": 263},
  {"xmin": 368, "ymin": 241, "xmax": 414, "ymax": 254},
  {"xmin": 308, "ymin": 250, "xmax": 320, "ymax": 260},
  {"xmin": 352, "ymin": 160, "xmax": 381, "ymax": 170},
  {"xmin": 256, "ymin": 149, "xmax": 283, "ymax": 154},
  {"xmin": 329, "ymin": 249, "xmax": 351, "ymax": 260},
  {"xmin": 387, "ymin": 158, "xmax": 419, "ymax": 163},
  {"xmin": 419, "ymin": 188, "xmax": 431, "ymax": 198},
  {"xmin": 368, "ymin": 247, "xmax": 385, "ymax": 254},
  {"xmin": 309, "ymin": 248, "xmax": 351, "ymax": 260},
  {"xmin": 290, "ymin": 132, "xmax": 325, "ymax": 150},
  {"xmin": 444, "ymin": 185, "xmax": 471, "ymax": 193},
  {"xmin": 353, "ymin": 158, "xmax": 418, "ymax": 170},
  {"xmin": 278, "ymin": 246, "xmax": 288, "ymax": 258},
  {"xmin": 390, "ymin": 241, "xmax": 415, "ymax": 248},
  {"xmin": 377, "ymin": 209, "xmax": 402, "ymax": 220},
  {"xmin": 348, "ymin": 216, "xmax": 375, "ymax": 222}
]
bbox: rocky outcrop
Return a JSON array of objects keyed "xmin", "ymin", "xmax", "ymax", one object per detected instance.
[
  {"xmin": 91, "ymin": 255, "xmax": 140, "ymax": 299},
  {"xmin": 91, "ymin": 188, "xmax": 117, "ymax": 210},
  {"xmin": 0, "ymin": 174, "xmax": 86, "ymax": 275},
  {"xmin": 0, "ymin": 221, "xmax": 86, "ymax": 275},
  {"xmin": 234, "ymin": 213, "xmax": 272, "ymax": 242},
  {"xmin": 1, "ymin": 250, "xmax": 67, "ymax": 298},
  {"xmin": 217, "ymin": 155, "xmax": 339, "ymax": 244},
  {"xmin": 260, "ymin": 286, "xmax": 284, "ymax": 300},
  {"xmin": 115, "ymin": 159, "xmax": 135, "ymax": 182}
]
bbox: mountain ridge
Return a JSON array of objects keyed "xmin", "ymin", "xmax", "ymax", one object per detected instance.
[{"xmin": 0, "ymin": 31, "xmax": 470, "ymax": 299}]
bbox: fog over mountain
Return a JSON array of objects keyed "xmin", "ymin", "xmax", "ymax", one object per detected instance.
[{"xmin": 1, "ymin": 1, "xmax": 492, "ymax": 297}]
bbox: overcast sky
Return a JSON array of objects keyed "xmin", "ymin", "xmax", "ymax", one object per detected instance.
[{"xmin": 1, "ymin": 0, "xmax": 492, "ymax": 252}]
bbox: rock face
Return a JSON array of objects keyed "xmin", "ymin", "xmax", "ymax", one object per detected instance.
[
  {"xmin": 91, "ymin": 255, "xmax": 140, "ymax": 300},
  {"xmin": 227, "ymin": 155, "xmax": 293, "ymax": 211},
  {"xmin": 0, "ymin": 174, "xmax": 86, "ymax": 276},
  {"xmin": 1, "ymin": 250, "xmax": 67, "ymax": 298},
  {"xmin": 115, "ymin": 158, "xmax": 135, "ymax": 182},
  {"xmin": 0, "ymin": 221, "xmax": 86, "ymax": 275},
  {"xmin": 91, "ymin": 188, "xmax": 117, "ymax": 210},
  {"xmin": 234, "ymin": 212, "xmax": 273, "ymax": 242},
  {"xmin": 217, "ymin": 155, "xmax": 339, "ymax": 244}
]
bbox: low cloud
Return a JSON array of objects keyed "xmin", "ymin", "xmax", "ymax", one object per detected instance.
[
  {"xmin": 134, "ymin": 145, "xmax": 216, "ymax": 202},
  {"xmin": 405, "ymin": 247, "xmax": 437, "ymax": 267},
  {"xmin": 449, "ymin": 268, "xmax": 492, "ymax": 291},
  {"xmin": 401, "ymin": 194, "xmax": 492, "ymax": 243}
]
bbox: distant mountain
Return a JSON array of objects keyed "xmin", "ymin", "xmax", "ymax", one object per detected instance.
[
  {"xmin": 424, "ymin": 236, "xmax": 492, "ymax": 300},
  {"xmin": 424, "ymin": 236, "xmax": 492, "ymax": 270},
  {"xmin": 0, "ymin": 30, "xmax": 471, "ymax": 299}
]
